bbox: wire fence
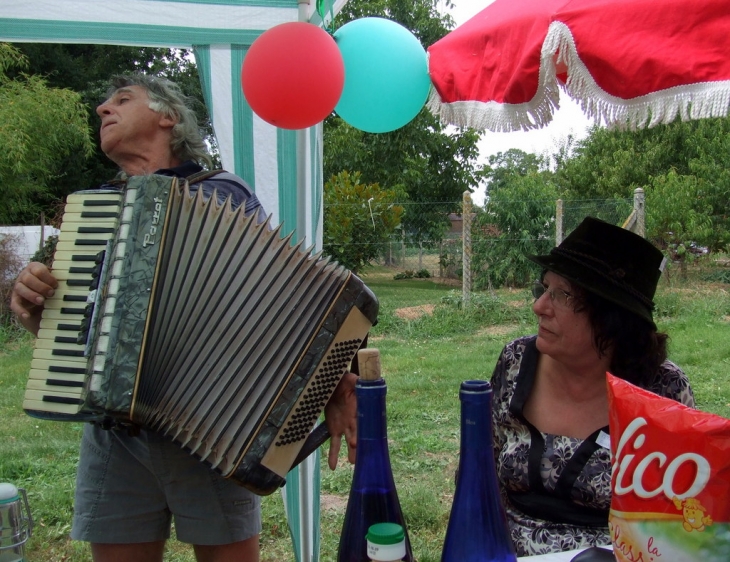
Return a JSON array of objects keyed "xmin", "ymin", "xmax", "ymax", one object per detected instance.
[{"xmin": 324, "ymin": 193, "xmax": 641, "ymax": 291}]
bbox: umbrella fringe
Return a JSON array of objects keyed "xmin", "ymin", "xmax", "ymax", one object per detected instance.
[
  {"xmin": 426, "ymin": 85, "xmax": 560, "ymax": 133},
  {"xmin": 551, "ymin": 21, "xmax": 730, "ymax": 130},
  {"xmin": 428, "ymin": 19, "xmax": 730, "ymax": 133}
]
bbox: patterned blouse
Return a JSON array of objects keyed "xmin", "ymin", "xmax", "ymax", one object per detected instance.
[{"xmin": 490, "ymin": 335, "xmax": 695, "ymax": 556}]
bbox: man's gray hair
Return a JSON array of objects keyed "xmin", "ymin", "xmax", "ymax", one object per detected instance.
[{"xmin": 106, "ymin": 74, "xmax": 213, "ymax": 168}]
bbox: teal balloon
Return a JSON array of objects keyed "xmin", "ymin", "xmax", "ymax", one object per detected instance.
[{"xmin": 334, "ymin": 17, "xmax": 431, "ymax": 133}]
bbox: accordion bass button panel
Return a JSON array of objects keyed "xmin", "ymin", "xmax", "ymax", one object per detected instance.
[
  {"xmin": 24, "ymin": 190, "xmax": 123, "ymax": 418},
  {"xmin": 257, "ymin": 304, "xmax": 374, "ymax": 480}
]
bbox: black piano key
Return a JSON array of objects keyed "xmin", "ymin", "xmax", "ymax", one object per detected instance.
[
  {"xmin": 57, "ymin": 323, "xmax": 82, "ymax": 331},
  {"xmin": 42, "ymin": 395, "xmax": 84, "ymax": 405},
  {"xmin": 46, "ymin": 379, "xmax": 84, "ymax": 388},
  {"xmin": 49, "ymin": 365, "xmax": 86, "ymax": 374},
  {"xmin": 66, "ymin": 279, "xmax": 92, "ymax": 287},
  {"xmin": 63, "ymin": 294, "xmax": 87, "ymax": 302},
  {"xmin": 60, "ymin": 307, "xmax": 86, "ymax": 314},
  {"xmin": 53, "ymin": 349, "xmax": 85, "ymax": 357},
  {"xmin": 74, "ymin": 240, "xmax": 108, "ymax": 246},
  {"xmin": 77, "ymin": 227, "xmax": 116, "ymax": 234},
  {"xmin": 71, "ymin": 254, "xmax": 102, "ymax": 262},
  {"xmin": 80, "ymin": 212, "xmax": 118, "ymax": 218},
  {"xmin": 83, "ymin": 199, "xmax": 121, "ymax": 207},
  {"xmin": 54, "ymin": 336, "xmax": 79, "ymax": 344},
  {"xmin": 69, "ymin": 266, "xmax": 96, "ymax": 274}
]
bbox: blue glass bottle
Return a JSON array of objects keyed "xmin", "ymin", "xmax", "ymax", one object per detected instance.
[
  {"xmin": 441, "ymin": 380, "xmax": 517, "ymax": 562},
  {"xmin": 337, "ymin": 349, "xmax": 413, "ymax": 562}
]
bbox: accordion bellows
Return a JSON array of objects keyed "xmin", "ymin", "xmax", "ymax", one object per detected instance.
[{"xmin": 25, "ymin": 174, "xmax": 378, "ymax": 494}]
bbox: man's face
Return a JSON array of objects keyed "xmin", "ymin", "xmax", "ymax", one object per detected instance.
[{"xmin": 96, "ymin": 85, "xmax": 172, "ymax": 160}]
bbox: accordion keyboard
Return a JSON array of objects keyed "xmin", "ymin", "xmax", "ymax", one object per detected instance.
[{"xmin": 24, "ymin": 191, "xmax": 123, "ymax": 415}]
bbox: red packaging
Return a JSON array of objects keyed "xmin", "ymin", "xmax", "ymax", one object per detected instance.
[{"xmin": 607, "ymin": 373, "xmax": 730, "ymax": 562}]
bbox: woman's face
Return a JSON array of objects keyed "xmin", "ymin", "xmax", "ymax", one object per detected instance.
[{"xmin": 533, "ymin": 271, "xmax": 599, "ymax": 366}]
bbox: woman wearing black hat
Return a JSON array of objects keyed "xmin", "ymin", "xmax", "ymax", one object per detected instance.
[{"xmin": 489, "ymin": 217, "xmax": 695, "ymax": 556}]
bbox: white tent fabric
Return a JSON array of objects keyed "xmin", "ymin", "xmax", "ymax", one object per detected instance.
[
  {"xmin": 0, "ymin": 0, "xmax": 348, "ymax": 245},
  {"xmin": 0, "ymin": 1, "xmax": 348, "ymax": 560}
]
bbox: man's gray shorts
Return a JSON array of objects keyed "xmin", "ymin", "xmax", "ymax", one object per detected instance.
[{"xmin": 71, "ymin": 423, "xmax": 261, "ymax": 544}]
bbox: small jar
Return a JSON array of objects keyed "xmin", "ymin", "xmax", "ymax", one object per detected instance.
[{"xmin": 366, "ymin": 522, "xmax": 406, "ymax": 562}]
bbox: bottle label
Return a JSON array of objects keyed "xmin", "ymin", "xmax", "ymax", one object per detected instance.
[
  {"xmin": 367, "ymin": 541, "xmax": 405, "ymax": 561},
  {"xmin": 607, "ymin": 374, "xmax": 730, "ymax": 562}
]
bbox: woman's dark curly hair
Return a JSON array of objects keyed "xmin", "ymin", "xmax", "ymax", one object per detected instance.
[{"xmin": 570, "ymin": 283, "xmax": 668, "ymax": 387}]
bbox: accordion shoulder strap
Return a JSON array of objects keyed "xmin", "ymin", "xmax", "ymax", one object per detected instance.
[{"xmin": 185, "ymin": 168, "xmax": 227, "ymax": 185}]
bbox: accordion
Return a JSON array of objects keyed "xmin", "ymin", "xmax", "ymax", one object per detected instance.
[{"xmin": 23, "ymin": 174, "xmax": 378, "ymax": 495}]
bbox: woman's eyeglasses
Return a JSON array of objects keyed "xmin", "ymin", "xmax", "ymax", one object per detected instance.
[{"xmin": 531, "ymin": 281, "xmax": 577, "ymax": 309}]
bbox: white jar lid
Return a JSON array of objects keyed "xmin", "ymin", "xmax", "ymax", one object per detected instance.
[{"xmin": 0, "ymin": 483, "xmax": 19, "ymax": 502}]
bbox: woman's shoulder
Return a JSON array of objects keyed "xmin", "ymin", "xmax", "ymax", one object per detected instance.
[
  {"xmin": 502, "ymin": 334, "xmax": 537, "ymax": 355},
  {"xmin": 647, "ymin": 360, "xmax": 695, "ymax": 407},
  {"xmin": 492, "ymin": 335, "xmax": 537, "ymax": 389}
]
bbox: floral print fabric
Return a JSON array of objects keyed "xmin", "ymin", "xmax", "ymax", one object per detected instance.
[{"xmin": 490, "ymin": 335, "xmax": 694, "ymax": 556}]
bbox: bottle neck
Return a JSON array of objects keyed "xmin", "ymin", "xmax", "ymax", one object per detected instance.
[
  {"xmin": 459, "ymin": 389, "xmax": 493, "ymax": 467},
  {"xmin": 356, "ymin": 379, "xmax": 388, "ymax": 441}
]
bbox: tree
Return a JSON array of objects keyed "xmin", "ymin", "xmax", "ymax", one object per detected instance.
[
  {"xmin": 6, "ymin": 43, "xmax": 209, "ymax": 223},
  {"xmin": 646, "ymin": 170, "xmax": 713, "ymax": 278},
  {"xmin": 555, "ymin": 116, "xmax": 730, "ymax": 252},
  {"xmin": 484, "ymin": 149, "xmax": 548, "ymax": 193},
  {"xmin": 473, "ymin": 152, "xmax": 559, "ymax": 289},
  {"xmin": 324, "ymin": 0, "xmax": 483, "ymax": 248},
  {"xmin": 323, "ymin": 171, "xmax": 403, "ymax": 273},
  {"xmin": 0, "ymin": 43, "xmax": 93, "ymax": 224}
]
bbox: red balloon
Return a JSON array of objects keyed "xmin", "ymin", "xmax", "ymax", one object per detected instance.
[{"xmin": 242, "ymin": 22, "xmax": 345, "ymax": 130}]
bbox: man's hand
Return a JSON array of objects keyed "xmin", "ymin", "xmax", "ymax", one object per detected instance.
[
  {"xmin": 324, "ymin": 371, "xmax": 358, "ymax": 470},
  {"xmin": 10, "ymin": 262, "xmax": 57, "ymax": 336}
]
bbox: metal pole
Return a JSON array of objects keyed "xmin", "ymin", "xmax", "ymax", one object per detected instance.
[
  {"xmin": 556, "ymin": 198, "xmax": 564, "ymax": 245},
  {"xmin": 462, "ymin": 191, "xmax": 472, "ymax": 308},
  {"xmin": 296, "ymin": 0, "xmax": 310, "ymax": 246},
  {"xmin": 634, "ymin": 188, "xmax": 645, "ymax": 238},
  {"xmin": 294, "ymin": 6, "xmax": 316, "ymax": 560}
]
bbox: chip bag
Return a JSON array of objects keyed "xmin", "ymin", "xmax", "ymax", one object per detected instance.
[{"xmin": 607, "ymin": 373, "xmax": 730, "ymax": 562}]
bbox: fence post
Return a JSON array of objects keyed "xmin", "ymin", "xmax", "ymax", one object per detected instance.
[
  {"xmin": 556, "ymin": 199, "xmax": 564, "ymax": 245},
  {"xmin": 462, "ymin": 191, "xmax": 472, "ymax": 308},
  {"xmin": 439, "ymin": 241, "xmax": 443, "ymax": 278},
  {"xmin": 401, "ymin": 226, "xmax": 406, "ymax": 267},
  {"xmin": 634, "ymin": 188, "xmax": 645, "ymax": 237},
  {"xmin": 40, "ymin": 212, "xmax": 45, "ymax": 252}
]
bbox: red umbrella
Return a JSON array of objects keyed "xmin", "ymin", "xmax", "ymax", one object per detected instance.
[{"xmin": 427, "ymin": 0, "xmax": 730, "ymax": 132}]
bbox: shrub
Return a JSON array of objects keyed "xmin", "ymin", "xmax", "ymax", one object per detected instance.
[{"xmin": 0, "ymin": 233, "xmax": 25, "ymax": 339}]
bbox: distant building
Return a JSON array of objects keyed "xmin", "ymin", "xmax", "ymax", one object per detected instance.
[{"xmin": 447, "ymin": 212, "xmax": 476, "ymax": 236}]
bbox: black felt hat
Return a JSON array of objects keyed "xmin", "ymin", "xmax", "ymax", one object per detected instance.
[{"xmin": 527, "ymin": 217, "xmax": 666, "ymax": 323}]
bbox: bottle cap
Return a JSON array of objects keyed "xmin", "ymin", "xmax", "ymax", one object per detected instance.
[
  {"xmin": 366, "ymin": 522, "xmax": 406, "ymax": 561},
  {"xmin": 460, "ymin": 380, "xmax": 490, "ymax": 394}
]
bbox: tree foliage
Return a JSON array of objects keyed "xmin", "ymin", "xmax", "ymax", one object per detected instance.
[
  {"xmin": 556, "ymin": 117, "xmax": 730, "ymax": 251},
  {"xmin": 0, "ymin": 43, "xmax": 93, "ymax": 224},
  {"xmin": 323, "ymin": 171, "xmax": 403, "ymax": 273},
  {"xmin": 3, "ymin": 43, "xmax": 207, "ymax": 225},
  {"xmin": 473, "ymin": 150, "xmax": 559, "ymax": 289},
  {"xmin": 324, "ymin": 0, "xmax": 483, "ymax": 245},
  {"xmin": 475, "ymin": 115, "xmax": 730, "ymax": 287}
]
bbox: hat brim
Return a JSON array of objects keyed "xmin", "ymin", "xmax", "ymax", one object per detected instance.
[{"xmin": 528, "ymin": 253, "xmax": 655, "ymax": 324}]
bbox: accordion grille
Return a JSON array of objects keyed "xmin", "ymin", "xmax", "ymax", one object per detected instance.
[{"xmin": 128, "ymin": 183, "xmax": 354, "ymax": 476}]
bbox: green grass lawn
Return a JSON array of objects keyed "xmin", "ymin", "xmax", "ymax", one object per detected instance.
[{"xmin": 1, "ymin": 265, "xmax": 729, "ymax": 561}]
